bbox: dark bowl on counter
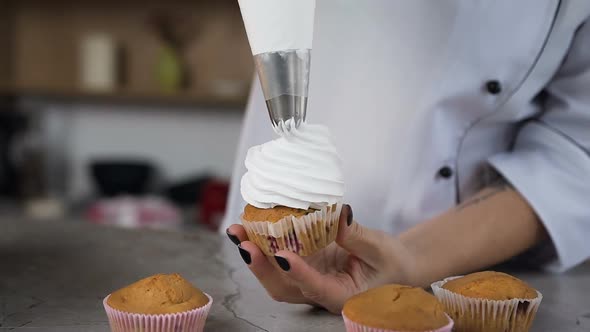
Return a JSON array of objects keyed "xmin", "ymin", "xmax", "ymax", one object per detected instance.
[{"xmin": 90, "ymin": 160, "xmax": 155, "ymax": 197}]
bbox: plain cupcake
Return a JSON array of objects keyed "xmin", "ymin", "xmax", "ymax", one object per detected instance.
[
  {"xmin": 104, "ymin": 273, "xmax": 212, "ymax": 332},
  {"xmin": 342, "ymin": 284, "xmax": 454, "ymax": 332},
  {"xmin": 240, "ymin": 122, "xmax": 344, "ymax": 256},
  {"xmin": 431, "ymin": 271, "xmax": 542, "ymax": 332}
]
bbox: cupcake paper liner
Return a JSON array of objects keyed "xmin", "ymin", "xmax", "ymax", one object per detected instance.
[
  {"xmin": 342, "ymin": 312, "xmax": 454, "ymax": 332},
  {"xmin": 103, "ymin": 293, "xmax": 212, "ymax": 332},
  {"xmin": 431, "ymin": 276, "xmax": 542, "ymax": 332},
  {"xmin": 241, "ymin": 202, "xmax": 342, "ymax": 256}
]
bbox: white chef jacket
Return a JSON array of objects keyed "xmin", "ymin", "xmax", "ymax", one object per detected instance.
[{"xmin": 222, "ymin": 0, "xmax": 590, "ymax": 272}]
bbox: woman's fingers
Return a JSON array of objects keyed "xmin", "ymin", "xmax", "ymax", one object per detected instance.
[
  {"xmin": 336, "ymin": 205, "xmax": 386, "ymax": 268},
  {"xmin": 237, "ymin": 241, "xmax": 312, "ymax": 304},
  {"xmin": 228, "ymin": 226, "xmax": 316, "ymax": 305},
  {"xmin": 274, "ymin": 250, "xmax": 352, "ymax": 313},
  {"xmin": 226, "ymin": 224, "xmax": 248, "ymax": 245}
]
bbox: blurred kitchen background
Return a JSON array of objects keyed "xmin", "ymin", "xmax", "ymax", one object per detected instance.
[{"xmin": 0, "ymin": 0, "xmax": 253, "ymax": 231}]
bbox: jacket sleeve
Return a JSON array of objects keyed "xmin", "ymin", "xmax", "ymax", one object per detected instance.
[{"xmin": 489, "ymin": 19, "xmax": 590, "ymax": 272}]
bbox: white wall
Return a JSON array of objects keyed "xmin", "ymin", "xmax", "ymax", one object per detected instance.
[{"xmin": 30, "ymin": 100, "xmax": 244, "ymax": 200}]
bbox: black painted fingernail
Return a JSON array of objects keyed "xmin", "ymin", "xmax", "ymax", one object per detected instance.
[
  {"xmin": 275, "ymin": 256, "xmax": 290, "ymax": 271},
  {"xmin": 238, "ymin": 245, "xmax": 251, "ymax": 265},
  {"xmin": 346, "ymin": 205, "xmax": 353, "ymax": 226},
  {"xmin": 226, "ymin": 229, "xmax": 240, "ymax": 246}
]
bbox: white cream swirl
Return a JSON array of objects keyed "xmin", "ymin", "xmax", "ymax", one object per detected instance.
[{"xmin": 240, "ymin": 122, "xmax": 344, "ymax": 209}]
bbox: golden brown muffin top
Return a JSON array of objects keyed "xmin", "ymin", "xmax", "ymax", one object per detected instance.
[
  {"xmin": 243, "ymin": 204, "xmax": 313, "ymax": 222},
  {"xmin": 442, "ymin": 271, "xmax": 538, "ymax": 300},
  {"xmin": 343, "ymin": 284, "xmax": 449, "ymax": 331},
  {"xmin": 107, "ymin": 273, "xmax": 209, "ymax": 314}
]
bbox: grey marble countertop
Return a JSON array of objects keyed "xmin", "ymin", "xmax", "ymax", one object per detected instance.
[{"xmin": 0, "ymin": 218, "xmax": 589, "ymax": 331}]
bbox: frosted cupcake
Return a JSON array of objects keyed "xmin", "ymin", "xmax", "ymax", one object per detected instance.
[
  {"xmin": 103, "ymin": 273, "xmax": 212, "ymax": 332},
  {"xmin": 342, "ymin": 284, "xmax": 454, "ymax": 332},
  {"xmin": 431, "ymin": 271, "xmax": 542, "ymax": 332},
  {"xmin": 240, "ymin": 122, "xmax": 344, "ymax": 256}
]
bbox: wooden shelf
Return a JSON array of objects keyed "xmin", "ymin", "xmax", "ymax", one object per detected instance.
[
  {"xmin": 0, "ymin": 84, "xmax": 249, "ymax": 109},
  {"xmin": 0, "ymin": 0, "xmax": 254, "ymax": 110}
]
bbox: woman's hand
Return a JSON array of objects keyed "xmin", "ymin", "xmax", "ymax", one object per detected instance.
[
  {"xmin": 226, "ymin": 205, "xmax": 416, "ymax": 314},
  {"xmin": 226, "ymin": 185, "xmax": 548, "ymax": 314}
]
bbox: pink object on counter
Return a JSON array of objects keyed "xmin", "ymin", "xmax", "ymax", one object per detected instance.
[
  {"xmin": 87, "ymin": 196, "xmax": 181, "ymax": 230},
  {"xmin": 103, "ymin": 294, "xmax": 212, "ymax": 332}
]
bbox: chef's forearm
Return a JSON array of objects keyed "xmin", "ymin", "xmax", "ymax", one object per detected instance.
[{"xmin": 397, "ymin": 183, "xmax": 548, "ymax": 287}]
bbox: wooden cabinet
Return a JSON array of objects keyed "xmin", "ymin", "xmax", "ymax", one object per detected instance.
[
  {"xmin": 0, "ymin": 0, "xmax": 253, "ymax": 107},
  {"xmin": 0, "ymin": 0, "xmax": 14, "ymax": 88}
]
